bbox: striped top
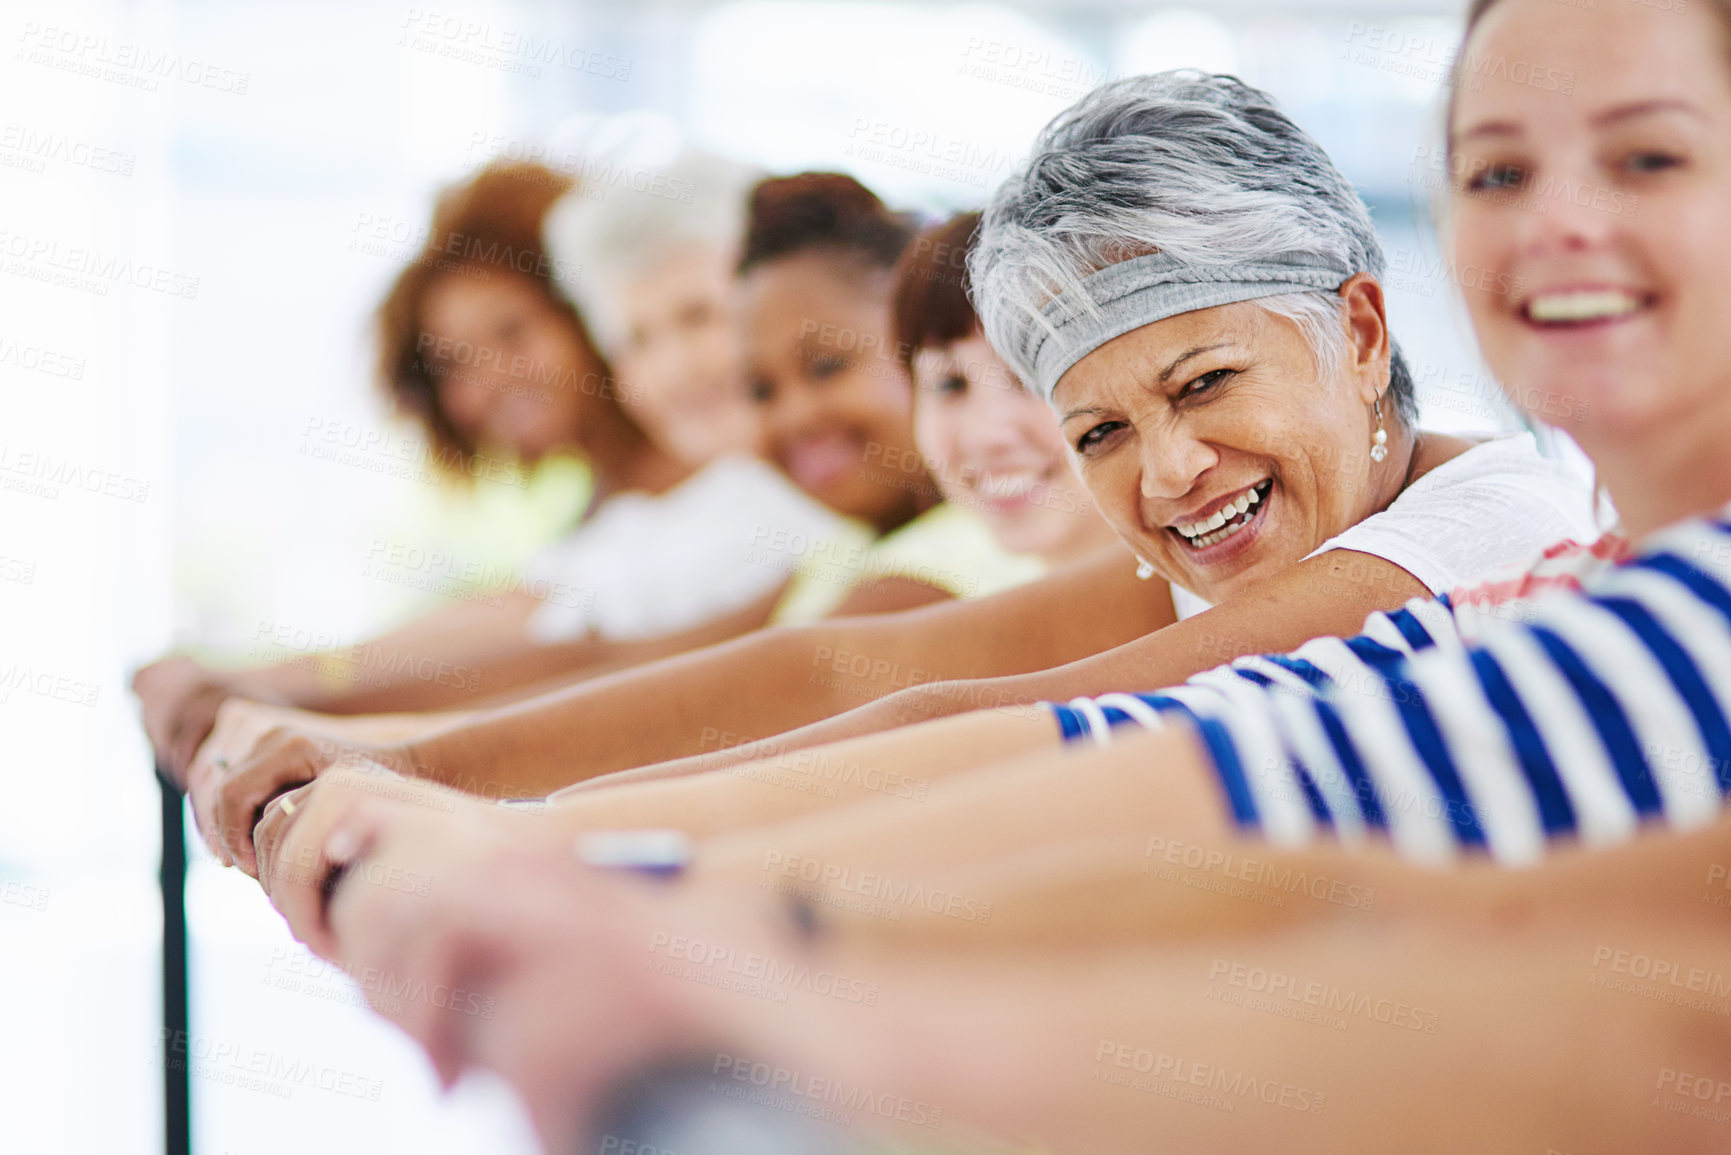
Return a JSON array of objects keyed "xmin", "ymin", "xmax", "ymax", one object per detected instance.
[{"xmin": 1049, "ymin": 508, "xmax": 1731, "ymax": 866}]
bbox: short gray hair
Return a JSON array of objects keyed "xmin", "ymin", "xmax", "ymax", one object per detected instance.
[
  {"xmin": 971, "ymin": 72, "xmax": 1414, "ymax": 422},
  {"xmin": 545, "ymin": 151, "xmax": 762, "ymax": 354}
]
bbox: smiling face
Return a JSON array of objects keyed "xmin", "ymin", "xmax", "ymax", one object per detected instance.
[
  {"xmin": 612, "ymin": 244, "xmax": 761, "ymax": 466},
  {"xmin": 419, "ymin": 269, "xmax": 594, "ymax": 465},
  {"xmin": 1054, "ymin": 289, "xmax": 1393, "ymax": 604},
  {"xmin": 741, "ymin": 250, "xmax": 934, "ymax": 531},
  {"xmin": 1448, "ymin": 0, "xmax": 1731, "ymax": 529},
  {"xmin": 913, "ymin": 332, "xmax": 1110, "ymax": 564}
]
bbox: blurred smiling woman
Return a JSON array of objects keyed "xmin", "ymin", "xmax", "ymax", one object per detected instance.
[
  {"xmin": 132, "ymin": 158, "xmax": 844, "ymax": 780},
  {"xmin": 900, "ymin": 211, "xmax": 1117, "ymax": 568}
]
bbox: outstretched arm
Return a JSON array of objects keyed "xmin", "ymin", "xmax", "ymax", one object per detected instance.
[
  {"xmin": 273, "ymin": 773, "xmax": 1731, "ymax": 1155},
  {"xmin": 567, "ymin": 546, "xmax": 1427, "ymax": 791},
  {"xmin": 134, "ymin": 586, "xmax": 782, "ymax": 780}
]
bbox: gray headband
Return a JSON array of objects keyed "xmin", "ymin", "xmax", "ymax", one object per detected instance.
[{"xmin": 1022, "ymin": 251, "xmax": 1354, "ymax": 401}]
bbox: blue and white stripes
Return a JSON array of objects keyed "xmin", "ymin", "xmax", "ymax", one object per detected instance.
[{"xmin": 1048, "ymin": 513, "xmax": 1731, "ymax": 865}]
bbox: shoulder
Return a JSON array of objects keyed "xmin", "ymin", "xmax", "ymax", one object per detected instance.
[
  {"xmin": 1409, "ymin": 432, "xmax": 1578, "ymax": 487},
  {"xmin": 1392, "ymin": 431, "xmax": 1600, "ymax": 529}
]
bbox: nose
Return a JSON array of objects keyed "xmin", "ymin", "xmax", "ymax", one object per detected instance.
[
  {"xmin": 438, "ymin": 374, "xmax": 499, "ymax": 437},
  {"xmin": 1515, "ymin": 166, "xmax": 1618, "ymax": 259},
  {"xmin": 954, "ymin": 384, "xmax": 1026, "ymax": 463},
  {"xmin": 1137, "ymin": 421, "xmax": 1217, "ymax": 504},
  {"xmin": 763, "ymin": 378, "xmax": 822, "ymax": 447}
]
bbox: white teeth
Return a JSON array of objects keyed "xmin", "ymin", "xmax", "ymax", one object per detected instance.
[
  {"xmin": 1171, "ymin": 481, "xmax": 1271, "ymax": 543},
  {"xmin": 1526, "ymin": 289, "xmax": 1645, "ymax": 324}
]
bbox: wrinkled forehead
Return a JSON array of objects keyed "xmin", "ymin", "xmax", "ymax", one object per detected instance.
[
  {"xmin": 1022, "ymin": 251, "xmax": 1348, "ymax": 401},
  {"xmin": 1049, "ymin": 300, "xmax": 1282, "ymax": 411}
]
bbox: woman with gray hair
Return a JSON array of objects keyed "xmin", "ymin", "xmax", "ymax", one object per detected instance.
[
  {"xmin": 545, "ymin": 150, "xmax": 766, "ymax": 468},
  {"xmin": 241, "ymin": 74, "xmax": 1604, "ymax": 873}
]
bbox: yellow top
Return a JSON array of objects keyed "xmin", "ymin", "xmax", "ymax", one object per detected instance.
[{"xmin": 768, "ymin": 502, "xmax": 1046, "ymax": 626}]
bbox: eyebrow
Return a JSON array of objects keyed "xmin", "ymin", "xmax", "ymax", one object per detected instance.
[
  {"xmin": 1158, "ymin": 342, "xmax": 1234, "ymax": 385},
  {"xmin": 1454, "ymin": 99, "xmax": 1707, "ymax": 143},
  {"xmin": 1592, "ymin": 98, "xmax": 1707, "ymax": 126},
  {"xmin": 1059, "ymin": 341, "xmax": 1236, "ymax": 421}
]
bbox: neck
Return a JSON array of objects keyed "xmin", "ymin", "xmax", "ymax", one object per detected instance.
[
  {"xmin": 580, "ymin": 404, "xmax": 694, "ymax": 501},
  {"xmin": 1584, "ymin": 404, "xmax": 1731, "ymax": 539},
  {"xmin": 1370, "ymin": 420, "xmax": 1422, "ymax": 514}
]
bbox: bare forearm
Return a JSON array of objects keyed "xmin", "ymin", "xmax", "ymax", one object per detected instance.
[
  {"xmin": 400, "ymin": 625, "xmax": 878, "ymax": 795},
  {"xmin": 709, "ymin": 912, "xmax": 1711, "ymax": 1154},
  {"xmin": 532, "ymin": 709, "xmax": 1061, "ymax": 842},
  {"xmin": 568, "ymin": 547, "xmax": 1430, "ymax": 793},
  {"xmin": 691, "ymin": 725, "xmax": 1231, "ymax": 939},
  {"xmin": 411, "ymin": 551, "xmax": 1173, "ymax": 797}
]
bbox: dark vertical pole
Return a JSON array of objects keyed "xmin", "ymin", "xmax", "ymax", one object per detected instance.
[{"xmin": 157, "ymin": 765, "xmax": 192, "ymax": 1155}]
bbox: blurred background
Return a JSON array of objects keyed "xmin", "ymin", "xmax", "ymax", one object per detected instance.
[{"xmin": 0, "ymin": 0, "xmax": 1532, "ymax": 1151}]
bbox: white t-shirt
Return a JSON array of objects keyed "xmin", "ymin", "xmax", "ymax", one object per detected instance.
[
  {"xmin": 524, "ymin": 455, "xmax": 845, "ymax": 643},
  {"xmin": 1168, "ymin": 433, "xmax": 1602, "ymax": 620}
]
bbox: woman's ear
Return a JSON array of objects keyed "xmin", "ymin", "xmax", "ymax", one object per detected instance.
[{"xmin": 1338, "ymin": 273, "xmax": 1393, "ymax": 405}]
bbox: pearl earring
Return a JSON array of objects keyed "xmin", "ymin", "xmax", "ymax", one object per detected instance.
[
  {"xmin": 1135, "ymin": 557, "xmax": 1156, "ymax": 581},
  {"xmin": 1370, "ymin": 396, "xmax": 1389, "ymax": 463}
]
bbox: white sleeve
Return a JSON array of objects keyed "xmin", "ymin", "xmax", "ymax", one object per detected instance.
[
  {"xmin": 1307, "ymin": 434, "xmax": 1602, "ymax": 594},
  {"xmin": 526, "ymin": 456, "xmax": 844, "ymax": 644}
]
